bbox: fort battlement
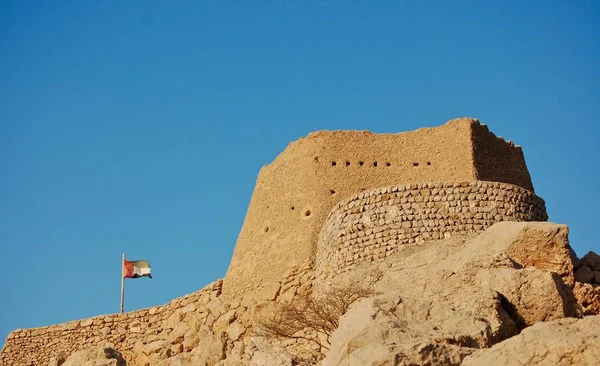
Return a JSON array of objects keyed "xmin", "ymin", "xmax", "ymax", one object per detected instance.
[{"xmin": 223, "ymin": 117, "xmax": 539, "ymax": 298}]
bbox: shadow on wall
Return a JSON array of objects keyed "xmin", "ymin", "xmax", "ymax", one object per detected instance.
[
  {"xmin": 54, "ymin": 347, "xmax": 126, "ymax": 366},
  {"xmin": 104, "ymin": 347, "xmax": 126, "ymax": 366}
]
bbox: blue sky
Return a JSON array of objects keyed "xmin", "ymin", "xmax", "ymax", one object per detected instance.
[{"xmin": 1, "ymin": 1, "xmax": 599, "ymax": 343}]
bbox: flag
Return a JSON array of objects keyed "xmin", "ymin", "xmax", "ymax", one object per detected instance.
[{"xmin": 123, "ymin": 260, "xmax": 152, "ymax": 279}]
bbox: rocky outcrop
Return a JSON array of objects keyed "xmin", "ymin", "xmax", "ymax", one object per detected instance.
[
  {"xmin": 49, "ymin": 342, "xmax": 124, "ymax": 366},
  {"xmin": 321, "ymin": 221, "xmax": 583, "ymax": 366},
  {"xmin": 462, "ymin": 316, "xmax": 600, "ymax": 365},
  {"xmin": 571, "ymin": 250, "xmax": 600, "ymax": 316},
  {"xmin": 573, "ymin": 282, "xmax": 600, "ymax": 316},
  {"xmin": 3, "ymin": 222, "xmax": 598, "ymax": 366}
]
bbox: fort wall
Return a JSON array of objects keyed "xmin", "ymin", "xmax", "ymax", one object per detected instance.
[
  {"xmin": 316, "ymin": 181, "xmax": 547, "ymax": 281},
  {"xmin": 223, "ymin": 118, "xmax": 535, "ymax": 298},
  {"xmin": 1, "ymin": 264, "xmax": 316, "ymax": 366},
  {"xmin": 0, "ymin": 281, "xmax": 222, "ymax": 366},
  {"xmin": 471, "ymin": 123, "xmax": 535, "ymax": 192}
]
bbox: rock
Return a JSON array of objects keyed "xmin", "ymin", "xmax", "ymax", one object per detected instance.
[
  {"xmin": 581, "ymin": 251, "xmax": 600, "ymax": 271},
  {"xmin": 4, "ymin": 221, "xmax": 594, "ymax": 366},
  {"xmin": 166, "ymin": 324, "xmax": 189, "ymax": 345},
  {"xmin": 155, "ymin": 354, "xmax": 189, "ymax": 366},
  {"xmin": 241, "ymin": 282, "xmax": 281, "ymax": 307},
  {"xmin": 61, "ymin": 321, "xmax": 80, "ymax": 331},
  {"xmin": 595, "ymin": 271, "xmax": 600, "ymax": 284},
  {"xmin": 323, "ymin": 297, "xmax": 476, "ymax": 366},
  {"xmin": 183, "ymin": 310, "xmax": 206, "ymax": 333},
  {"xmin": 59, "ymin": 343, "xmax": 122, "ymax": 366},
  {"xmin": 213, "ymin": 309, "xmax": 237, "ymax": 333},
  {"xmin": 182, "ymin": 327, "xmax": 208, "ymax": 352},
  {"xmin": 81, "ymin": 319, "xmax": 94, "ymax": 327},
  {"xmin": 444, "ymin": 222, "xmax": 576, "ymax": 286},
  {"xmin": 143, "ymin": 340, "xmax": 167, "ymax": 355},
  {"xmin": 46, "ymin": 353, "xmax": 66, "ymax": 366},
  {"xmin": 475, "ymin": 267, "xmax": 577, "ymax": 327},
  {"xmin": 206, "ymin": 298, "xmax": 225, "ymax": 319},
  {"xmin": 226, "ymin": 341, "xmax": 246, "ymax": 365},
  {"xmin": 189, "ymin": 331, "xmax": 227, "ymax": 365},
  {"xmin": 226, "ymin": 321, "xmax": 245, "ymax": 341},
  {"xmin": 170, "ymin": 343, "xmax": 184, "ymax": 356},
  {"xmin": 462, "ymin": 316, "xmax": 600, "ymax": 365},
  {"xmin": 179, "ymin": 303, "xmax": 196, "ymax": 314},
  {"xmin": 246, "ymin": 337, "xmax": 297, "ymax": 366},
  {"xmin": 573, "ymin": 282, "xmax": 600, "ymax": 315},
  {"xmin": 321, "ymin": 222, "xmax": 585, "ymax": 366},
  {"xmin": 164, "ymin": 311, "xmax": 185, "ymax": 329},
  {"xmin": 575, "ymin": 265, "xmax": 594, "ymax": 283}
]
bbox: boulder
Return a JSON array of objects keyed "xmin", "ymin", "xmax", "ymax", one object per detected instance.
[
  {"xmin": 323, "ymin": 297, "xmax": 477, "ymax": 366},
  {"xmin": 443, "ymin": 222, "xmax": 576, "ymax": 286},
  {"xmin": 59, "ymin": 343, "xmax": 124, "ymax": 366},
  {"xmin": 575, "ymin": 265, "xmax": 594, "ymax": 283},
  {"xmin": 475, "ymin": 267, "xmax": 577, "ymax": 327},
  {"xmin": 323, "ymin": 222, "xmax": 582, "ymax": 365},
  {"xmin": 573, "ymin": 282, "xmax": 600, "ymax": 315},
  {"xmin": 581, "ymin": 251, "xmax": 600, "ymax": 271},
  {"xmin": 462, "ymin": 316, "xmax": 600, "ymax": 365}
]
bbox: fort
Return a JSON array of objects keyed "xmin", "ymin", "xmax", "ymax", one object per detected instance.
[
  {"xmin": 1, "ymin": 117, "xmax": 554, "ymax": 365},
  {"xmin": 222, "ymin": 117, "xmax": 544, "ymax": 298}
]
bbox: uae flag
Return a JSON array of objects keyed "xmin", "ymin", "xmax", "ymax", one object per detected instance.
[{"xmin": 123, "ymin": 260, "xmax": 152, "ymax": 279}]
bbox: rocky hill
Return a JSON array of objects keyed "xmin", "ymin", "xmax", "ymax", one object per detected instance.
[{"xmin": 2, "ymin": 118, "xmax": 599, "ymax": 366}]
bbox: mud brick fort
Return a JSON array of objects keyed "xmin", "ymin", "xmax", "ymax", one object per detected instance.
[
  {"xmin": 223, "ymin": 117, "xmax": 546, "ymax": 298},
  {"xmin": 1, "ymin": 117, "xmax": 549, "ymax": 365}
]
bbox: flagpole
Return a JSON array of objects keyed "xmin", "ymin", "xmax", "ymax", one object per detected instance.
[{"xmin": 120, "ymin": 253, "xmax": 125, "ymax": 314}]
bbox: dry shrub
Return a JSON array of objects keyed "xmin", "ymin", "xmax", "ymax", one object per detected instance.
[{"xmin": 255, "ymin": 280, "xmax": 378, "ymax": 351}]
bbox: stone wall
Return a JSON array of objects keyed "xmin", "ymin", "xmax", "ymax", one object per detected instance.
[
  {"xmin": 224, "ymin": 118, "xmax": 536, "ymax": 298},
  {"xmin": 0, "ymin": 280, "xmax": 223, "ymax": 366},
  {"xmin": 1, "ymin": 262, "xmax": 317, "ymax": 366},
  {"xmin": 316, "ymin": 181, "xmax": 547, "ymax": 280}
]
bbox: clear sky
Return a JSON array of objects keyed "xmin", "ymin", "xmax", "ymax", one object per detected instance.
[{"xmin": 1, "ymin": 1, "xmax": 599, "ymax": 343}]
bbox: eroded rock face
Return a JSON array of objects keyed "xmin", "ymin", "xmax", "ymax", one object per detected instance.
[
  {"xmin": 322, "ymin": 222, "xmax": 582, "ymax": 366},
  {"xmin": 462, "ymin": 316, "xmax": 600, "ymax": 366},
  {"xmin": 440, "ymin": 221, "xmax": 576, "ymax": 287},
  {"xmin": 322, "ymin": 297, "xmax": 479, "ymax": 366},
  {"xmin": 573, "ymin": 282, "xmax": 600, "ymax": 316}
]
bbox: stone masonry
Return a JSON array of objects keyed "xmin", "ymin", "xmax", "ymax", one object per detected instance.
[
  {"xmin": 317, "ymin": 181, "xmax": 547, "ymax": 281},
  {"xmin": 0, "ymin": 281, "xmax": 223, "ymax": 366},
  {"xmin": 1, "ymin": 263, "xmax": 317, "ymax": 366}
]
